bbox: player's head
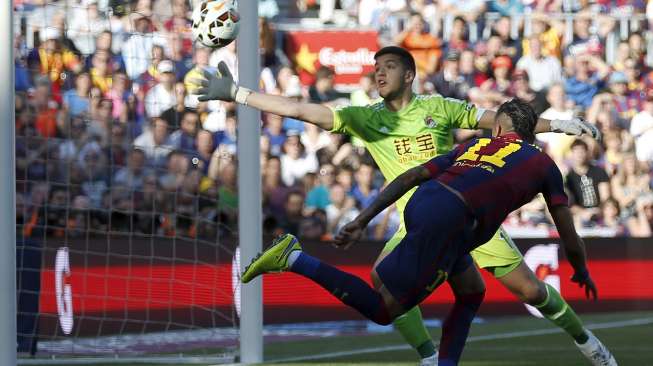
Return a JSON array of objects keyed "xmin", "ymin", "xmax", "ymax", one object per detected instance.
[
  {"xmin": 495, "ymin": 99, "xmax": 538, "ymax": 143},
  {"xmin": 373, "ymin": 46, "xmax": 416, "ymax": 100}
]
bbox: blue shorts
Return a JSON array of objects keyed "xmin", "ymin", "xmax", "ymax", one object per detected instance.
[{"xmin": 375, "ymin": 181, "xmax": 476, "ymax": 310}]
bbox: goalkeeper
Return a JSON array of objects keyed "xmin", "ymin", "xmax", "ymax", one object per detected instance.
[{"xmin": 194, "ymin": 46, "xmax": 607, "ymax": 366}]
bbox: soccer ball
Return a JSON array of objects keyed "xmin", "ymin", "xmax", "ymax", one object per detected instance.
[{"xmin": 191, "ymin": 0, "xmax": 240, "ymax": 48}]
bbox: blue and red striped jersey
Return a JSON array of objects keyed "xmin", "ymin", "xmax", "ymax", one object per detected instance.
[{"xmin": 422, "ymin": 133, "xmax": 568, "ymax": 243}]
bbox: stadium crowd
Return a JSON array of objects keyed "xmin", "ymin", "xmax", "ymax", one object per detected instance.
[{"xmin": 13, "ymin": 0, "xmax": 653, "ymax": 243}]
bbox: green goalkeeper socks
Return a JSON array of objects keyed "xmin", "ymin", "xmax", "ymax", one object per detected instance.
[
  {"xmin": 535, "ymin": 283, "xmax": 588, "ymax": 344},
  {"xmin": 393, "ymin": 306, "xmax": 436, "ymax": 358}
]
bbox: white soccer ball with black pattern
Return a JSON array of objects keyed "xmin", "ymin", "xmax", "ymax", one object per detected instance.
[{"xmin": 191, "ymin": 0, "xmax": 240, "ymax": 48}]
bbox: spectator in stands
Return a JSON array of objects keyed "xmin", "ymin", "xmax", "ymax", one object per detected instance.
[
  {"xmin": 301, "ymin": 123, "xmax": 331, "ymax": 156},
  {"xmin": 628, "ymin": 193, "xmax": 653, "ymax": 237},
  {"xmin": 262, "ymin": 155, "xmax": 289, "ymax": 218},
  {"xmin": 136, "ymin": 45, "xmax": 165, "ymax": 97},
  {"xmin": 278, "ymin": 190, "xmax": 306, "ymax": 235},
  {"xmin": 564, "ymin": 55, "xmax": 610, "ymax": 108},
  {"xmin": 161, "ymin": 82, "xmax": 192, "ymax": 129},
  {"xmin": 191, "ymin": 129, "xmax": 215, "ymax": 175},
  {"xmin": 443, "ymin": 16, "xmax": 469, "ymax": 53},
  {"xmin": 602, "ymin": 131, "xmax": 625, "ymax": 176},
  {"xmin": 306, "ymin": 163, "xmax": 335, "ymax": 212},
  {"xmin": 597, "ymin": 198, "xmax": 627, "ymax": 236},
  {"xmin": 90, "ymin": 50, "xmax": 114, "ymax": 95},
  {"xmin": 167, "ymin": 32, "xmax": 193, "ymax": 81},
  {"xmin": 480, "ymin": 55, "xmax": 513, "ymax": 99},
  {"xmin": 107, "ymin": 72, "xmax": 134, "ymax": 124},
  {"xmin": 565, "ymin": 13, "xmax": 604, "ymax": 57},
  {"xmin": 611, "ymin": 154, "xmax": 651, "ymax": 218},
  {"xmin": 31, "ymin": 77, "xmax": 59, "ymax": 139},
  {"xmin": 335, "ymin": 166, "xmax": 354, "ymax": 194},
  {"xmin": 214, "ymin": 111, "xmax": 238, "ymax": 155},
  {"xmin": 280, "ymin": 134, "xmax": 318, "ymax": 187},
  {"xmin": 145, "ymin": 60, "xmax": 177, "ymax": 118},
  {"xmin": 516, "ymin": 36, "xmax": 562, "ymax": 92},
  {"xmin": 67, "ymin": 0, "xmax": 109, "ymax": 55},
  {"xmin": 308, "ymin": 66, "xmax": 348, "ymax": 103},
  {"xmin": 325, "ymin": 183, "xmax": 359, "ymax": 236},
  {"xmin": 513, "ymin": 71, "xmax": 545, "ymax": 113},
  {"xmin": 491, "ymin": 16, "xmax": 521, "ymax": 61},
  {"xmin": 28, "ymin": 28, "xmax": 82, "ymax": 95},
  {"xmin": 122, "ymin": 11, "xmax": 166, "ymax": 80},
  {"xmin": 170, "ymin": 109, "xmax": 199, "ymax": 153},
  {"xmin": 630, "ymin": 96, "xmax": 653, "ymax": 162},
  {"xmin": 600, "ymin": 71, "xmax": 644, "ymax": 122},
  {"xmin": 184, "ymin": 47, "xmax": 213, "ymax": 102},
  {"xmin": 85, "ymin": 30, "xmax": 125, "ymax": 73},
  {"xmin": 459, "ymin": 49, "xmax": 485, "ymax": 88},
  {"xmin": 430, "ymin": 51, "xmax": 470, "ymax": 100},
  {"xmin": 565, "ymin": 139, "xmax": 611, "ymax": 227},
  {"xmin": 75, "ymin": 141, "xmax": 109, "ymax": 208},
  {"xmin": 352, "ymin": 161, "xmax": 378, "ymax": 209},
  {"xmin": 394, "ymin": 13, "xmax": 441, "ymax": 78},
  {"xmin": 134, "ymin": 117, "xmax": 173, "ymax": 170},
  {"xmin": 538, "ymin": 83, "xmax": 576, "ymax": 164},
  {"xmin": 216, "ymin": 158, "xmax": 238, "ymax": 221},
  {"xmin": 350, "ymin": 73, "xmax": 377, "ymax": 106},
  {"xmin": 113, "ymin": 148, "xmax": 148, "ymax": 190},
  {"xmin": 160, "ymin": 150, "xmax": 189, "ymax": 190},
  {"xmin": 264, "ymin": 113, "xmax": 286, "ymax": 156},
  {"xmin": 164, "ymin": 0, "xmax": 192, "ymax": 53},
  {"xmin": 63, "ymin": 72, "xmax": 91, "ymax": 118}
]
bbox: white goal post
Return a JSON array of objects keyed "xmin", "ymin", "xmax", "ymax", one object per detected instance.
[{"xmin": 2, "ymin": 0, "xmax": 17, "ymax": 365}]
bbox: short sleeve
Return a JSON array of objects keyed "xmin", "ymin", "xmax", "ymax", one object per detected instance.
[
  {"xmin": 330, "ymin": 105, "xmax": 370, "ymax": 138},
  {"xmin": 436, "ymin": 97, "xmax": 480, "ymax": 130},
  {"xmin": 542, "ymin": 156, "xmax": 569, "ymax": 208}
]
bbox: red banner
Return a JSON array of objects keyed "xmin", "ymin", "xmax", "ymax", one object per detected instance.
[
  {"xmin": 284, "ymin": 30, "xmax": 379, "ymax": 87},
  {"xmin": 25, "ymin": 236, "xmax": 653, "ymax": 337}
]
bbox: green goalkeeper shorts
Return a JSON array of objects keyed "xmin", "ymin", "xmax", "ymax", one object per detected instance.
[{"xmin": 381, "ymin": 224, "xmax": 523, "ymax": 278}]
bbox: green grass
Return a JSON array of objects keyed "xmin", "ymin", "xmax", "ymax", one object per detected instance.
[{"xmin": 21, "ymin": 312, "xmax": 653, "ymax": 365}]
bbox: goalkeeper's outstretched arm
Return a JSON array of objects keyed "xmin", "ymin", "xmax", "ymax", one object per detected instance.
[
  {"xmin": 476, "ymin": 108, "xmax": 601, "ymax": 140},
  {"xmin": 194, "ymin": 62, "xmax": 334, "ymax": 130}
]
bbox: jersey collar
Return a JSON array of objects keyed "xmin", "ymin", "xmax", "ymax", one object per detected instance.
[{"xmin": 498, "ymin": 132, "xmax": 523, "ymax": 141}]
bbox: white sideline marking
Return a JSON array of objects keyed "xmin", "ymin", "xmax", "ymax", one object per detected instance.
[{"xmin": 269, "ymin": 317, "xmax": 653, "ymax": 363}]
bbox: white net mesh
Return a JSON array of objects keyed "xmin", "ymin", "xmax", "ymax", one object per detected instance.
[{"xmin": 15, "ymin": 0, "xmax": 241, "ymax": 362}]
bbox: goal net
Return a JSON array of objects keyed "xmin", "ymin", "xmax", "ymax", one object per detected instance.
[{"xmin": 15, "ymin": 0, "xmax": 243, "ymax": 362}]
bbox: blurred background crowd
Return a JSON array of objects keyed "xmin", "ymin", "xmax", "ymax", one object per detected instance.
[{"xmin": 13, "ymin": 0, "xmax": 653, "ymax": 244}]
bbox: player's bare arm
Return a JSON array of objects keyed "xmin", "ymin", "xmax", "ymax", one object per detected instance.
[
  {"xmin": 334, "ymin": 166, "xmax": 431, "ymax": 249},
  {"xmin": 194, "ymin": 62, "xmax": 334, "ymax": 130},
  {"xmin": 476, "ymin": 109, "xmax": 602, "ymax": 140},
  {"xmin": 549, "ymin": 204, "xmax": 598, "ymax": 300}
]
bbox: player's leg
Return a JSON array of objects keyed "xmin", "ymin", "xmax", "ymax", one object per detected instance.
[
  {"xmin": 373, "ymin": 226, "xmax": 438, "ymax": 362},
  {"xmin": 242, "ymin": 233, "xmax": 404, "ymax": 324},
  {"xmin": 438, "ymin": 254, "xmax": 485, "ymax": 366},
  {"xmin": 472, "ymin": 228, "xmax": 617, "ymax": 365}
]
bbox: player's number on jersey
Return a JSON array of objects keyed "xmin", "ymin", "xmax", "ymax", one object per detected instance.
[{"xmin": 457, "ymin": 138, "xmax": 522, "ymax": 168}]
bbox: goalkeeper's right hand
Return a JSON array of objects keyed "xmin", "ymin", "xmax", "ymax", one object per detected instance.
[{"xmin": 194, "ymin": 61, "xmax": 250, "ymax": 103}]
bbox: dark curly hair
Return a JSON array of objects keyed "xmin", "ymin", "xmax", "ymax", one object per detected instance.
[{"xmin": 496, "ymin": 98, "xmax": 538, "ymax": 143}]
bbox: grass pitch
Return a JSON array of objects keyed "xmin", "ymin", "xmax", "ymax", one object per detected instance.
[{"xmin": 22, "ymin": 311, "xmax": 653, "ymax": 366}]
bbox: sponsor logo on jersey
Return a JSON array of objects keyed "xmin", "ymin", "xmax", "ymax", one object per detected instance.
[{"xmin": 424, "ymin": 116, "xmax": 438, "ymax": 128}]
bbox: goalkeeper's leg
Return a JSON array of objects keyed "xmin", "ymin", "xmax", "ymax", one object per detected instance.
[{"xmin": 374, "ymin": 229, "xmax": 438, "ymax": 362}]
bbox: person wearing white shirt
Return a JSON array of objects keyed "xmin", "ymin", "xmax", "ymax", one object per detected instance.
[
  {"xmin": 538, "ymin": 83, "xmax": 576, "ymax": 163},
  {"xmin": 133, "ymin": 117, "xmax": 174, "ymax": 169},
  {"xmin": 121, "ymin": 12, "xmax": 166, "ymax": 80},
  {"xmin": 630, "ymin": 97, "xmax": 653, "ymax": 162},
  {"xmin": 145, "ymin": 61, "xmax": 177, "ymax": 118},
  {"xmin": 516, "ymin": 36, "xmax": 562, "ymax": 92},
  {"xmin": 280, "ymin": 134, "xmax": 318, "ymax": 187}
]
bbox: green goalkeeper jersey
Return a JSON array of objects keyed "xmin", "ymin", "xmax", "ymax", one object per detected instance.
[{"xmin": 331, "ymin": 94, "xmax": 480, "ymax": 215}]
